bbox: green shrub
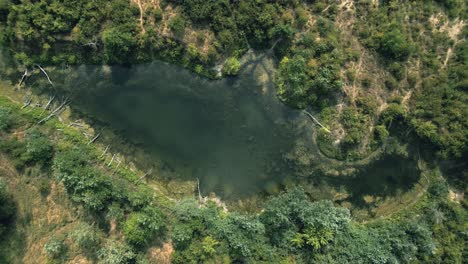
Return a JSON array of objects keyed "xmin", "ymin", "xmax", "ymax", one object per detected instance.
[
  {"xmin": 98, "ymin": 241, "xmax": 136, "ymax": 264},
  {"xmin": 53, "ymin": 147, "xmax": 115, "ymax": 211},
  {"xmin": 44, "ymin": 237, "xmax": 66, "ymax": 259},
  {"xmin": 222, "ymin": 57, "xmax": 241, "ymax": 76},
  {"xmin": 428, "ymin": 179, "xmax": 449, "ymax": 199},
  {"xmin": 169, "ymin": 15, "xmax": 186, "ymax": 36},
  {"xmin": 71, "ymin": 223, "xmax": 100, "ymax": 251},
  {"xmin": 23, "ymin": 128, "xmax": 54, "ymax": 165},
  {"xmin": 0, "ymin": 106, "xmax": 12, "ymax": 130},
  {"xmin": 374, "ymin": 125, "xmax": 389, "ymax": 141},
  {"xmin": 38, "ymin": 178, "xmax": 50, "ymax": 196},
  {"xmin": 375, "ymin": 24, "xmax": 413, "ymax": 61},
  {"xmin": 295, "ymin": 7, "xmax": 308, "ymax": 28},
  {"xmin": 123, "ymin": 206, "xmax": 166, "ymax": 247}
]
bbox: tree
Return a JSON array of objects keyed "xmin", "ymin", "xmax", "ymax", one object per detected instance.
[
  {"xmin": 123, "ymin": 206, "xmax": 166, "ymax": 247},
  {"xmin": 53, "ymin": 147, "xmax": 115, "ymax": 211},
  {"xmin": 102, "ymin": 27, "xmax": 137, "ymax": 64},
  {"xmin": 169, "ymin": 15, "xmax": 185, "ymax": 36},
  {"xmin": 375, "ymin": 25, "xmax": 412, "ymax": 61}
]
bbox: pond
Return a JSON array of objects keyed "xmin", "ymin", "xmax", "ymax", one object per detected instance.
[
  {"xmin": 0, "ymin": 50, "xmax": 422, "ymax": 201},
  {"xmin": 61, "ymin": 53, "xmax": 308, "ymax": 198}
]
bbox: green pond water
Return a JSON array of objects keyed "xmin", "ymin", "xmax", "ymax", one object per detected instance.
[
  {"xmin": 59, "ymin": 55, "xmax": 310, "ymax": 198},
  {"xmin": 0, "ymin": 51, "xmax": 421, "ymax": 200}
]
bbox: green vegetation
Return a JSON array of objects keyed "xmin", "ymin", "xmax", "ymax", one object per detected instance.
[
  {"xmin": 0, "ymin": 0, "xmax": 466, "ymax": 263},
  {"xmin": 0, "ymin": 179, "xmax": 15, "ymax": 239},
  {"xmin": 222, "ymin": 57, "xmax": 241, "ymax": 76},
  {"xmin": 276, "ymin": 21, "xmax": 345, "ymax": 109}
]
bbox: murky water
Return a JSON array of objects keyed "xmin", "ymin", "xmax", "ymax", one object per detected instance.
[
  {"xmin": 60, "ymin": 53, "xmax": 307, "ymax": 198},
  {"xmin": 0, "ymin": 50, "xmax": 421, "ymax": 201}
]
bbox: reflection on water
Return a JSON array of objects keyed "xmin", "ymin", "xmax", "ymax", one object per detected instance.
[{"xmin": 64, "ymin": 54, "xmax": 305, "ymax": 198}]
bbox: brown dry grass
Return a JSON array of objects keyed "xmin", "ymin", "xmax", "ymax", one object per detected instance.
[{"xmin": 147, "ymin": 242, "xmax": 174, "ymax": 264}]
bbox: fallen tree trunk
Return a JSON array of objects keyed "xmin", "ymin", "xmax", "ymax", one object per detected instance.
[
  {"xmin": 44, "ymin": 95, "xmax": 55, "ymax": 110},
  {"xmin": 139, "ymin": 168, "xmax": 153, "ymax": 182},
  {"xmin": 40, "ymin": 95, "xmax": 56, "ymax": 115},
  {"xmin": 18, "ymin": 68, "xmax": 28, "ymax": 88},
  {"xmin": 113, "ymin": 159, "xmax": 122, "ymax": 172},
  {"xmin": 303, "ymin": 110, "xmax": 331, "ymax": 133},
  {"xmin": 35, "ymin": 64, "xmax": 53, "ymax": 86},
  {"xmin": 197, "ymin": 178, "xmax": 203, "ymax": 201},
  {"xmin": 87, "ymin": 132, "xmax": 101, "ymax": 145},
  {"xmin": 22, "ymin": 98, "xmax": 32, "ymax": 109},
  {"xmin": 38, "ymin": 99, "xmax": 68, "ymax": 124},
  {"xmin": 99, "ymin": 145, "xmax": 110, "ymax": 158},
  {"xmin": 108, "ymin": 154, "xmax": 116, "ymax": 167}
]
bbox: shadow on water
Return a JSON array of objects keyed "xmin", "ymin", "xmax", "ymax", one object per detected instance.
[{"xmin": 327, "ymin": 155, "xmax": 421, "ymax": 208}]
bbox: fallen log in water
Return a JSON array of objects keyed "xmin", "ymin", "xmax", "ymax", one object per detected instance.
[
  {"xmin": 303, "ymin": 110, "xmax": 331, "ymax": 133},
  {"xmin": 38, "ymin": 98, "xmax": 69, "ymax": 124},
  {"xmin": 87, "ymin": 132, "xmax": 101, "ymax": 145}
]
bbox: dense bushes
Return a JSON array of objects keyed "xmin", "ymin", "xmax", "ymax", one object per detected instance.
[
  {"xmin": 123, "ymin": 207, "xmax": 166, "ymax": 247},
  {"xmin": 411, "ymin": 41, "xmax": 467, "ymax": 158},
  {"xmin": 170, "ymin": 187, "xmax": 440, "ymax": 263},
  {"xmin": 70, "ymin": 223, "xmax": 100, "ymax": 252},
  {"xmin": 372, "ymin": 24, "xmax": 413, "ymax": 61},
  {"xmin": 53, "ymin": 147, "xmax": 116, "ymax": 211},
  {"xmin": 0, "ymin": 128, "xmax": 54, "ymax": 169},
  {"xmin": 275, "ymin": 26, "xmax": 344, "ymax": 109},
  {"xmin": 23, "ymin": 128, "xmax": 54, "ymax": 165},
  {"xmin": 0, "ymin": 106, "xmax": 12, "ymax": 130},
  {"xmin": 261, "ymin": 188, "xmax": 350, "ymax": 251}
]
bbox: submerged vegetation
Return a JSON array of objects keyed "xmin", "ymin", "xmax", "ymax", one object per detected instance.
[{"xmin": 0, "ymin": 0, "xmax": 466, "ymax": 263}]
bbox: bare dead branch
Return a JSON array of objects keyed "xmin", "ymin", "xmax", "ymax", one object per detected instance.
[
  {"xmin": 22, "ymin": 98, "xmax": 32, "ymax": 109},
  {"xmin": 197, "ymin": 178, "xmax": 203, "ymax": 201},
  {"xmin": 44, "ymin": 95, "xmax": 55, "ymax": 110},
  {"xmin": 82, "ymin": 42, "xmax": 98, "ymax": 50},
  {"xmin": 18, "ymin": 68, "xmax": 28, "ymax": 88},
  {"xmin": 108, "ymin": 154, "xmax": 116, "ymax": 167},
  {"xmin": 87, "ymin": 132, "xmax": 101, "ymax": 145},
  {"xmin": 139, "ymin": 168, "xmax": 153, "ymax": 182},
  {"xmin": 38, "ymin": 98, "xmax": 68, "ymax": 124},
  {"xmin": 303, "ymin": 110, "xmax": 331, "ymax": 133},
  {"xmin": 35, "ymin": 64, "xmax": 53, "ymax": 86},
  {"xmin": 99, "ymin": 145, "xmax": 110, "ymax": 158},
  {"xmin": 68, "ymin": 119, "xmax": 81, "ymax": 127},
  {"xmin": 113, "ymin": 159, "xmax": 122, "ymax": 173}
]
